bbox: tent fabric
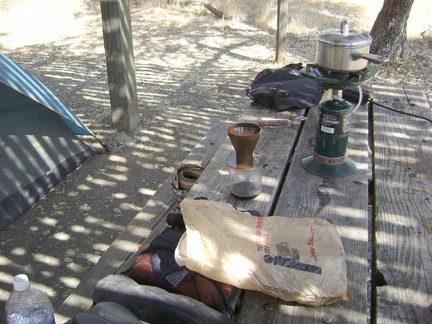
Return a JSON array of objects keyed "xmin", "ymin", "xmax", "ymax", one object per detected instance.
[
  {"xmin": 0, "ymin": 53, "xmax": 93, "ymax": 135},
  {"xmin": 0, "ymin": 53, "xmax": 96, "ymax": 230}
]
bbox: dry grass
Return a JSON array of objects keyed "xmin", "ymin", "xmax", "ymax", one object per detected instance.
[
  {"xmin": 1, "ymin": 0, "xmax": 430, "ymax": 49},
  {"xmin": 148, "ymin": 0, "xmax": 432, "ymax": 38},
  {"xmin": 0, "ymin": 0, "xmax": 430, "ymax": 101},
  {"xmin": 0, "ymin": 0, "xmax": 430, "ymax": 100},
  {"xmin": 0, "ymin": 0, "xmax": 88, "ymax": 48},
  {"xmin": 142, "ymin": 0, "xmax": 432, "ymax": 103}
]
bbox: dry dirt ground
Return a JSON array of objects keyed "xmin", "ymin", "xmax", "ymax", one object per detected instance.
[{"xmin": 0, "ymin": 0, "xmax": 431, "ymax": 319}]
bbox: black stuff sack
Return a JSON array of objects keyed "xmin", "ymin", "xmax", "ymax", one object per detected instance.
[
  {"xmin": 126, "ymin": 211, "xmax": 240, "ymax": 317},
  {"xmin": 245, "ymin": 63, "xmax": 324, "ymax": 111}
]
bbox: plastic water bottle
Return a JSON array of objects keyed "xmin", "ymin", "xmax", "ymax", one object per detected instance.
[{"xmin": 6, "ymin": 274, "xmax": 55, "ymax": 324}]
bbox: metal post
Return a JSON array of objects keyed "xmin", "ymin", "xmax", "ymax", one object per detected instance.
[{"xmin": 276, "ymin": 0, "xmax": 289, "ymax": 63}]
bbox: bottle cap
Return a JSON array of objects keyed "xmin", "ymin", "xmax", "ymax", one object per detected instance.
[{"xmin": 13, "ymin": 274, "xmax": 30, "ymax": 291}]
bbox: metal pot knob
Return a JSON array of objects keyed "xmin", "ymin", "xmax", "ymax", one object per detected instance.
[{"xmin": 341, "ymin": 20, "xmax": 349, "ymax": 36}]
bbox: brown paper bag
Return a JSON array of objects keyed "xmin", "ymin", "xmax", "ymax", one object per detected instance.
[{"xmin": 175, "ymin": 199, "xmax": 349, "ymax": 306}]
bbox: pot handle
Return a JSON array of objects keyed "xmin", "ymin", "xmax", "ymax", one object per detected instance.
[{"xmin": 352, "ymin": 52, "xmax": 390, "ymax": 64}]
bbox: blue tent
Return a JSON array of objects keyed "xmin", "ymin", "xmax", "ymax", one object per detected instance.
[{"xmin": 0, "ymin": 53, "xmax": 97, "ymax": 230}]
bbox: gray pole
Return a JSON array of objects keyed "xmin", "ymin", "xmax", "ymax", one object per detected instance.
[{"xmin": 276, "ymin": 0, "xmax": 289, "ymax": 63}]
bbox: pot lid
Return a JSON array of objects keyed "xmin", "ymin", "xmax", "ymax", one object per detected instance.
[{"xmin": 317, "ymin": 21, "xmax": 371, "ymax": 47}]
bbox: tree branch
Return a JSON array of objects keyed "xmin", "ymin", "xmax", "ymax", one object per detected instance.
[{"xmin": 203, "ymin": 3, "xmax": 228, "ymax": 19}]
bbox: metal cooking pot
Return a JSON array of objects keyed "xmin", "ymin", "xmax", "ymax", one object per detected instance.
[{"xmin": 316, "ymin": 21, "xmax": 389, "ymax": 72}]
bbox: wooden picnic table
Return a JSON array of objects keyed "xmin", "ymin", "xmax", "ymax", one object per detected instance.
[{"xmin": 56, "ymin": 84, "xmax": 431, "ymax": 323}]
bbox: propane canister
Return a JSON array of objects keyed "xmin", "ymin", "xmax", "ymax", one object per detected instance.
[
  {"xmin": 302, "ymin": 96, "xmax": 356, "ymax": 178},
  {"xmin": 313, "ymin": 98, "xmax": 353, "ymax": 164}
]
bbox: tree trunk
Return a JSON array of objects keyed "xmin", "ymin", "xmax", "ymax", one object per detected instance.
[{"xmin": 370, "ymin": 0, "xmax": 415, "ymax": 62}]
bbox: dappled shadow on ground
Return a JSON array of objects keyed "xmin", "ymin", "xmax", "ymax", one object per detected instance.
[
  {"xmin": 0, "ymin": 1, "xmax": 283, "ymax": 314},
  {"xmin": 0, "ymin": 0, "xmax": 430, "ymax": 320}
]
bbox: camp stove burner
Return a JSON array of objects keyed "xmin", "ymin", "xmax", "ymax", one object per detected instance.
[
  {"xmin": 300, "ymin": 64, "xmax": 377, "ymax": 90},
  {"xmin": 299, "ymin": 64, "xmax": 377, "ymax": 178},
  {"xmin": 299, "ymin": 22, "xmax": 386, "ymax": 178},
  {"xmin": 326, "ymin": 71, "xmax": 351, "ymax": 80}
]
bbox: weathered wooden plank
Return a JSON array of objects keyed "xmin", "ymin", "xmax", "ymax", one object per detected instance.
[
  {"xmin": 187, "ymin": 105, "xmax": 306, "ymax": 215},
  {"xmin": 238, "ymin": 101, "xmax": 370, "ymax": 323},
  {"xmin": 55, "ymin": 122, "xmax": 230, "ymax": 323},
  {"xmin": 372, "ymin": 84, "xmax": 432, "ymax": 323}
]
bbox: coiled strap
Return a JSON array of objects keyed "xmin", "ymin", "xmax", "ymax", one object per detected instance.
[{"xmin": 172, "ymin": 164, "xmax": 205, "ymax": 190}]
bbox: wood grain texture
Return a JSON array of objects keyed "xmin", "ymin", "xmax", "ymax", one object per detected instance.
[
  {"xmin": 372, "ymin": 84, "xmax": 432, "ymax": 323},
  {"xmin": 187, "ymin": 106, "xmax": 306, "ymax": 215},
  {"xmin": 55, "ymin": 122, "xmax": 230, "ymax": 323},
  {"xmin": 55, "ymin": 85, "xmax": 431, "ymax": 323},
  {"xmin": 237, "ymin": 100, "xmax": 370, "ymax": 323},
  {"xmin": 100, "ymin": 0, "xmax": 139, "ymax": 132}
]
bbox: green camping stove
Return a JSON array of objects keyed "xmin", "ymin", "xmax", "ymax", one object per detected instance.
[{"xmin": 300, "ymin": 64, "xmax": 377, "ymax": 177}]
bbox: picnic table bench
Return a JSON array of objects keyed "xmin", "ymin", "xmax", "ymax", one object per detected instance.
[{"xmin": 56, "ymin": 84, "xmax": 431, "ymax": 323}]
